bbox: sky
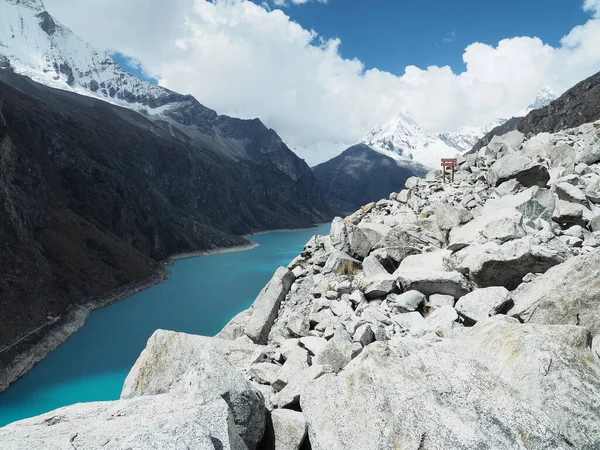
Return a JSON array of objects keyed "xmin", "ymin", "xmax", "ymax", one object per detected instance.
[{"xmin": 43, "ymin": 0, "xmax": 600, "ymax": 165}]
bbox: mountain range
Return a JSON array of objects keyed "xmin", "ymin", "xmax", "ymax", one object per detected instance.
[
  {"xmin": 0, "ymin": 0, "xmax": 333, "ymax": 388},
  {"xmin": 314, "ymin": 87, "xmax": 558, "ymax": 213}
]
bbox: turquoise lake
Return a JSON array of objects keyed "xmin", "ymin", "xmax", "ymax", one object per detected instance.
[{"xmin": 0, "ymin": 224, "xmax": 330, "ymax": 427}]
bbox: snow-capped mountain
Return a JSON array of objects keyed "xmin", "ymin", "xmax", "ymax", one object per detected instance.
[
  {"xmin": 365, "ymin": 87, "xmax": 559, "ymax": 168},
  {"xmin": 363, "ymin": 111, "xmax": 460, "ymax": 169},
  {"xmin": 0, "ymin": 0, "xmax": 214, "ymax": 121},
  {"xmin": 517, "ymin": 85, "xmax": 558, "ymax": 117}
]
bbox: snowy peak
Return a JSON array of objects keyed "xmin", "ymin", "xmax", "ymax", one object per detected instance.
[
  {"xmin": 0, "ymin": 0, "xmax": 191, "ymax": 113},
  {"xmin": 363, "ymin": 110, "xmax": 459, "ymax": 169},
  {"xmin": 519, "ymin": 85, "xmax": 558, "ymax": 116}
]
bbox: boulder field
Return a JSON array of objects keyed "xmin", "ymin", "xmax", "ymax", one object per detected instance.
[{"xmin": 2, "ymin": 122, "xmax": 600, "ymax": 449}]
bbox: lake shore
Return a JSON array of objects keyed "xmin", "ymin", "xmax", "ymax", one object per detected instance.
[{"xmin": 0, "ymin": 241, "xmax": 262, "ymax": 395}]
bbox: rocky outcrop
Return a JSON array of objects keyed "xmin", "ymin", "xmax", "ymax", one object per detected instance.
[{"xmin": 5, "ymin": 120, "xmax": 600, "ymax": 448}]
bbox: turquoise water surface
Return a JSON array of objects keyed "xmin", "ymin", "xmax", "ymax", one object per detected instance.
[{"xmin": 0, "ymin": 224, "xmax": 330, "ymax": 427}]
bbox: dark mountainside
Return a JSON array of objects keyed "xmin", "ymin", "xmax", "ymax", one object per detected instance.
[
  {"xmin": 313, "ymin": 144, "xmax": 427, "ymax": 214},
  {"xmin": 0, "ymin": 67, "xmax": 332, "ymax": 384},
  {"xmin": 472, "ymin": 70, "xmax": 600, "ymax": 152}
]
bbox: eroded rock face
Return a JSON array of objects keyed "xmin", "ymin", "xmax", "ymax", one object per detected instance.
[
  {"xmin": 509, "ymin": 250, "xmax": 600, "ymax": 334},
  {"xmin": 121, "ymin": 330, "xmax": 266, "ymax": 449}
]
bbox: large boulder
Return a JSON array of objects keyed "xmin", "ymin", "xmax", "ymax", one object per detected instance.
[
  {"xmin": 482, "ymin": 187, "xmax": 555, "ymax": 224},
  {"xmin": 244, "ymin": 267, "xmax": 296, "ymax": 344},
  {"xmin": 373, "ymin": 225, "xmax": 428, "ymax": 264},
  {"xmin": 398, "ymin": 250, "xmax": 451, "ymax": 272},
  {"xmin": 454, "ymin": 287, "xmax": 513, "ymax": 323},
  {"xmin": 451, "ymin": 316, "xmax": 600, "ymax": 449},
  {"xmin": 0, "ymin": 395, "xmax": 247, "ymax": 450},
  {"xmin": 330, "ymin": 217, "xmax": 372, "ymax": 260},
  {"xmin": 509, "ymin": 250, "xmax": 600, "ymax": 334},
  {"xmin": 448, "ymin": 208, "xmax": 523, "ymax": 250},
  {"xmin": 486, "ymin": 154, "xmax": 550, "ymax": 188},
  {"xmin": 394, "ymin": 269, "xmax": 471, "ymax": 298},
  {"xmin": 447, "ymin": 237, "xmax": 571, "ymax": 290},
  {"xmin": 301, "ymin": 341, "xmax": 574, "ymax": 450},
  {"xmin": 323, "ymin": 250, "xmax": 361, "ymax": 276},
  {"xmin": 217, "ymin": 309, "xmax": 252, "ymax": 340},
  {"xmin": 270, "ymin": 409, "xmax": 307, "ymax": 450},
  {"xmin": 122, "ymin": 330, "xmax": 266, "ymax": 449}
]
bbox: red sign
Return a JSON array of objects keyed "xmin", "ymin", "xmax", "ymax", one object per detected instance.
[{"xmin": 441, "ymin": 158, "xmax": 458, "ymax": 183}]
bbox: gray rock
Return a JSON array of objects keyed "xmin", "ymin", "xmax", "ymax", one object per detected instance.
[
  {"xmin": 301, "ymin": 340, "xmax": 572, "ymax": 450},
  {"xmin": 273, "ymin": 346, "xmax": 310, "ymax": 392},
  {"xmin": 593, "ymin": 336, "xmax": 600, "ymax": 361},
  {"xmin": 398, "ymin": 250, "xmax": 451, "ymax": 272},
  {"xmin": 578, "ymin": 141, "xmax": 600, "ymax": 165},
  {"xmin": 286, "ymin": 312, "xmax": 310, "ymax": 338},
  {"xmin": 245, "ymin": 267, "xmax": 296, "ymax": 344},
  {"xmin": 373, "ymin": 226, "xmax": 427, "ymax": 264},
  {"xmin": 486, "ymin": 153, "xmax": 550, "ymax": 188},
  {"xmin": 553, "ymin": 199, "xmax": 584, "ymax": 225},
  {"xmin": 323, "ymin": 250, "xmax": 361, "ymax": 276},
  {"xmin": 394, "ymin": 269, "xmax": 471, "ymax": 298},
  {"xmin": 330, "ymin": 217, "xmax": 372, "ymax": 260},
  {"xmin": 387, "ymin": 290, "xmax": 426, "ymax": 312},
  {"xmin": 591, "ymin": 216, "xmax": 600, "ymax": 232},
  {"xmin": 455, "ymin": 287, "xmax": 513, "ymax": 323},
  {"xmin": 353, "ymin": 324, "xmax": 375, "ymax": 347},
  {"xmin": 217, "ymin": 309, "xmax": 251, "ymax": 340},
  {"xmin": 555, "ymin": 182, "xmax": 587, "ymax": 204},
  {"xmin": 358, "ymin": 223, "xmax": 391, "ymax": 248},
  {"xmin": 121, "ymin": 330, "xmax": 266, "ymax": 449},
  {"xmin": 0, "ymin": 395, "xmax": 247, "ymax": 450},
  {"xmin": 299, "ymin": 336, "xmax": 328, "ymax": 357},
  {"xmin": 509, "ymin": 250, "xmax": 600, "ymax": 334},
  {"xmin": 362, "ymin": 255, "xmax": 389, "ymax": 278},
  {"xmin": 448, "ymin": 237, "xmax": 570, "ymax": 290},
  {"xmin": 448, "ymin": 208, "xmax": 523, "ymax": 250},
  {"xmin": 315, "ymin": 339, "xmax": 363, "ymax": 372},
  {"xmin": 415, "ymin": 305, "xmax": 460, "ymax": 336},
  {"xmin": 452, "ymin": 316, "xmax": 600, "ymax": 449},
  {"xmin": 250, "ymin": 362, "xmax": 281, "ymax": 385},
  {"xmin": 483, "ymin": 187, "xmax": 555, "ymax": 224},
  {"xmin": 432, "ymin": 202, "xmax": 467, "ymax": 231},
  {"xmin": 271, "ymin": 409, "xmax": 307, "ymax": 450},
  {"xmin": 425, "ymin": 293, "xmax": 455, "ymax": 309},
  {"xmin": 482, "ymin": 215, "xmax": 526, "ymax": 243},
  {"xmin": 363, "ymin": 274, "xmax": 399, "ymax": 299}
]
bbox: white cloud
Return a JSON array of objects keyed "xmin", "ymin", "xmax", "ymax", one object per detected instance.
[{"xmin": 44, "ymin": 0, "xmax": 600, "ymax": 166}]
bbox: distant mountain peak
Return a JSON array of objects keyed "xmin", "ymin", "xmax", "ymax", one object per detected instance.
[{"xmin": 519, "ymin": 85, "xmax": 559, "ymax": 116}]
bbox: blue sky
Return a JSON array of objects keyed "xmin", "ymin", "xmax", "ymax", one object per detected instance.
[
  {"xmin": 114, "ymin": 0, "xmax": 590, "ymax": 85},
  {"xmin": 263, "ymin": 0, "xmax": 589, "ymax": 74}
]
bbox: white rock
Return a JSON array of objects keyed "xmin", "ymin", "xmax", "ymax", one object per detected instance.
[
  {"xmin": 121, "ymin": 330, "xmax": 266, "ymax": 449},
  {"xmin": 387, "ymin": 290, "xmax": 425, "ymax": 312},
  {"xmin": 245, "ymin": 267, "xmax": 296, "ymax": 344},
  {"xmin": 455, "ymin": 287, "xmax": 513, "ymax": 323},
  {"xmin": 394, "ymin": 269, "xmax": 471, "ymax": 298},
  {"xmin": 0, "ymin": 395, "xmax": 246, "ymax": 450},
  {"xmin": 271, "ymin": 409, "xmax": 307, "ymax": 450}
]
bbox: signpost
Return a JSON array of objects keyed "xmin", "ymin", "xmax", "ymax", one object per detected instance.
[{"xmin": 441, "ymin": 158, "xmax": 458, "ymax": 184}]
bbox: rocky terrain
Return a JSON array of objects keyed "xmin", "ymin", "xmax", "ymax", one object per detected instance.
[
  {"xmin": 3, "ymin": 119, "xmax": 600, "ymax": 449},
  {"xmin": 0, "ymin": 65, "xmax": 332, "ymax": 392}
]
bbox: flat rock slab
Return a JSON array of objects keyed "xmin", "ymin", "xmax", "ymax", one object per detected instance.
[
  {"xmin": 0, "ymin": 395, "xmax": 247, "ymax": 450},
  {"xmin": 394, "ymin": 269, "xmax": 471, "ymax": 298}
]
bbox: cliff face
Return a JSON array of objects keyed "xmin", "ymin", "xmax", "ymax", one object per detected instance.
[{"xmin": 0, "ymin": 68, "xmax": 332, "ymax": 386}]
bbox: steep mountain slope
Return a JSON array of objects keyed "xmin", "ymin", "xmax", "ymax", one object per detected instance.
[
  {"xmin": 313, "ymin": 144, "xmax": 427, "ymax": 213},
  {"xmin": 0, "ymin": 64, "xmax": 332, "ymax": 388},
  {"xmin": 472, "ymin": 75, "xmax": 599, "ymax": 152}
]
